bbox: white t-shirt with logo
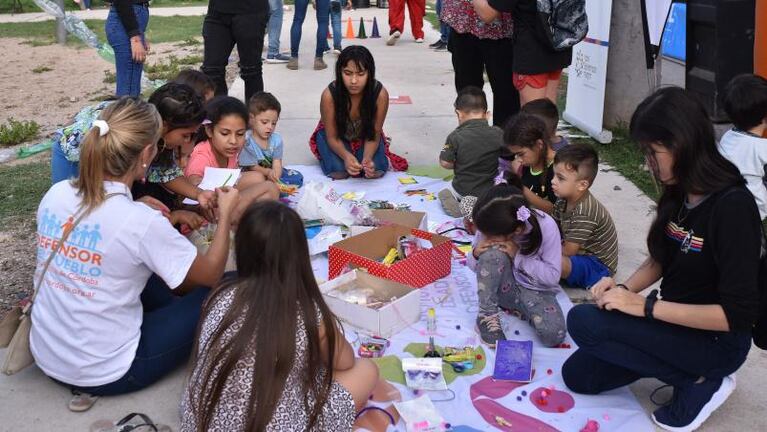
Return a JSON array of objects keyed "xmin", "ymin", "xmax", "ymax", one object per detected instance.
[{"xmin": 30, "ymin": 181, "xmax": 198, "ymax": 387}]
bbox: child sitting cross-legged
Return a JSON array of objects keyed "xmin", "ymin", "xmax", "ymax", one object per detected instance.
[
  {"xmin": 550, "ymin": 143, "xmax": 619, "ymax": 289},
  {"xmin": 504, "ymin": 113, "xmax": 557, "ymax": 214},
  {"xmin": 240, "ymin": 91, "xmax": 304, "ymax": 187},
  {"xmin": 181, "ymin": 202, "xmax": 379, "ymax": 432},
  {"xmin": 185, "ymin": 96, "xmax": 279, "ymax": 223},
  {"xmin": 438, "ymin": 86, "xmax": 503, "ymax": 217},
  {"xmin": 468, "ymin": 180, "xmax": 565, "ymax": 348}
]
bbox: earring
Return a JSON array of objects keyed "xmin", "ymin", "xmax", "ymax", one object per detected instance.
[{"xmin": 142, "ymin": 163, "xmax": 147, "ymax": 168}]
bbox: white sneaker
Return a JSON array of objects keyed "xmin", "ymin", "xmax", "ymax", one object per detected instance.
[
  {"xmin": 415, "ymin": 38, "xmax": 424, "ymax": 43},
  {"xmin": 386, "ymin": 30, "xmax": 401, "ymax": 46}
]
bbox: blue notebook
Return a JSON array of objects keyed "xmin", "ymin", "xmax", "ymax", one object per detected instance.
[{"xmin": 493, "ymin": 340, "xmax": 533, "ymax": 382}]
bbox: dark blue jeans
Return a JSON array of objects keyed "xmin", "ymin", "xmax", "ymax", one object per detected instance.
[
  {"xmin": 290, "ymin": 0, "xmax": 330, "ymax": 58},
  {"xmin": 435, "ymin": 0, "xmax": 449, "ymax": 43},
  {"xmin": 65, "ymin": 275, "xmax": 209, "ymax": 396},
  {"xmin": 105, "ymin": 4, "xmax": 149, "ymax": 97},
  {"xmin": 562, "ymin": 304, "xmax": 752, "ymax": 394},
  {"xmin": 315, "ymin": 129, "xmax": 389, "ymax": 177}
]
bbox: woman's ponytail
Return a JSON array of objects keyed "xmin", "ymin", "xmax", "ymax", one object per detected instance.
[{"xmin": 75, "ymin": 97, "xmax": 162, "ymax": 214}]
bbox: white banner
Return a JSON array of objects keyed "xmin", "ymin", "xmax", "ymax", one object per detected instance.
[{"xmin": 563, "ymin": 0, "xmax": 614, "ymax": 144}]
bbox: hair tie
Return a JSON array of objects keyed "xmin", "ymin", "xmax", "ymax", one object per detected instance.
[
  {"xmin": 516, "ymin": 206, "xmax": 531, "ymax": 222},
  {"xmin": 201, "ymin": 119, "xmax": 212, "ymax": 125},
  {"xmin": 92, "ymin": 120, "xmax": 109, "ymax": 137}
]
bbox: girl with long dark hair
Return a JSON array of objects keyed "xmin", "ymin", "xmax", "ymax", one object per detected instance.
[
  {"xmin": 309, "ymin": 45, "xmax": 407, "ymax": 179},
  {"xmin": 563, "ymin": 88, "xmax": 764, "ymax": 431},
  {"xmin": 468, "ymin": 181, "xmax": 565, "ymax": 347},
  {"xmin": 181, "ymin": 202, "xmax": 379, "ymax": 431},
  {"xmin": 504, "ymin": 112, "xmax": 557, "ymax": 213}
]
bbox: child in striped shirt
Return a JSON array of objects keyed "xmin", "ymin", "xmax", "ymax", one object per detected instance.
[{"xmin": 550, "ymin": 143, "xmax": 619, "ymax": 289}]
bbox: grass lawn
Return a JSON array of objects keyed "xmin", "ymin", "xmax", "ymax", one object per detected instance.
[
  {"xmin": 0, "ymin": 161, "xmax": 50, "ymax": 224},
  {"xmin": 0, "ymin": 14, "xmax": 203, "ymax": 44}
]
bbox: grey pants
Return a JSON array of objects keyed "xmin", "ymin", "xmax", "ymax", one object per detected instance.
[{"xmin": 476, "ymin": 248, "xmax": 566, "ymax": 347}]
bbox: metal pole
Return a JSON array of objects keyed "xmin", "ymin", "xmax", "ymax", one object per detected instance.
[{"xmin": 55, "ymin": 0, "xmax": 66, "ymax": 45}]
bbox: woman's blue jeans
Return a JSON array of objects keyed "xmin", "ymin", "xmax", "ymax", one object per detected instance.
[
  {"xmin": 62, "ymin": 275, "xmax": 209, "ymax": 396},
  {"xmin": 314, "ymin": 129, "xmax": 389, "ymax": 177},
  {"xmin": 267, "ymin": 0, "xmax": 284, "ymax": 57},
  {"xmin": 105, "ymin": 4, "xmax": 149, "ymax": 97},
  {"xmin": 290, "ymin": 0, "xmax": 330, "ymax": 58}
]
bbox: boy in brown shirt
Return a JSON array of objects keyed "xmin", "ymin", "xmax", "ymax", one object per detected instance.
[{"xmin": 551, "ymin": 143, "xmax": 618, "ymax": 288}]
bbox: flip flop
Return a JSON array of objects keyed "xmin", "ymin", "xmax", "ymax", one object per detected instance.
[{"xmin": 68, "ymin": 391, "xmax": 99, "ymax": 412}]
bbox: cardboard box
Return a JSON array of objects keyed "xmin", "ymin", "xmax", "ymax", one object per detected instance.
[
  {"xmin": 328, "ymin": 225, "xmax": 452, "ymax": 287},
  {"xmin": 320, "ymin": 270, "xmax": 421, "ymax": 338},
  {"xmin": 350, "ymin": 210, "xmax": 428, "ymax": 237}
]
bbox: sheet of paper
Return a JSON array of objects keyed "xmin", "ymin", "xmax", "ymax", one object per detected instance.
[{"xmin": 182, "ymin": 167, "xmax": 241, "ymax": 205}]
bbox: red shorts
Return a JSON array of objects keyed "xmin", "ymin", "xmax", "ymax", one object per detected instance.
[{"xmin": 513, "ymin": 70, "xmax": 563, "ymax": 90}]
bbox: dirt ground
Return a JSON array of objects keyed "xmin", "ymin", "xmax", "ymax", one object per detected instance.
[{"xmin": 0, "ymin": 37, "xmax": 211, "ymax": 319}]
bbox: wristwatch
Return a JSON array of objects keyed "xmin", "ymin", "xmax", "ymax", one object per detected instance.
[{"xmin": 644, "ymin": 289, "xmax": 659, "ymax": 320}]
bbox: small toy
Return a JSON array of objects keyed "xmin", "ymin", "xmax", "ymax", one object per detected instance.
[
  {"xmin": 397, "ymin": 235, "xmax": 422, "ymax": 259},
  {"xmin": 398, "ymin": 176, "xmax": 418, "ymax": 184},
  {"xmin": 495, "ymin": 415, "xmax": 512, "ymax": 427},
  {"xmin": 426, "ymin": 307, "xmax": 437, "ymax": 334},
  {"xmin": 424, "ymin": 336, "xmax": 441, "ymax": 358},
  {"xmin": 516, "ymin": 396, "xmax": 523, "ymax": 401},
  {"xmin": 442, "ymin": 346, "xmax": 476, "ymax": 363},
  {"xmin": 521, "ymin": 390, "xmax": 527, "ymax": 396},
  {"xmin": 277, "ymin": 182, "xmax": 298, "ymax": 196},
  {"xmin": 303, "ymin": 218, "xmax": 325, "ymax": 228},
  {"xmin": 547, "ymin": 368, "xmax": 553, "ymax": 375},
  {"xmin": 580, "ymin": 420, "xmax": 600, "ymax": 432},
  {"xmin": 358, "ymin": 336, "xmax": 390, "ymax": 358},
  {"xmin": 382, "ymin": 248, "xmax": 399, "ymax": 266}
]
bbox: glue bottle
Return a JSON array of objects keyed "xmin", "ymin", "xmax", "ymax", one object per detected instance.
[{"xmin": 426, "ymin": 308, "xmax": 437, "ymax": 334}]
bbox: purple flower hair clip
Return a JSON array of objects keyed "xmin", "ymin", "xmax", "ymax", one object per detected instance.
[{"xmin": 516, "ymin": 206, "xmax": 531, "ymax": 222}]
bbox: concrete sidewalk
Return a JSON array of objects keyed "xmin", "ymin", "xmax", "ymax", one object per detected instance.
[
  {"xmin": 1, "ymin": 6, "xmax": 766, "ymax": 432},
  {"xmin": 0, "ymin": 5, "xmax": 207, "ymax": 23}
]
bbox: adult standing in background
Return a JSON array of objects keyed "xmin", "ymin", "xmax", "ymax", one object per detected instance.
[
  {"xmin": 106, "ymin": 0, "xmax": 150, "ymax": 97},
  {"xmin": 202, "ymin": 0, "xmax": 269, "ymax": 103},
  {"xmin": 441, "ymin": 0, "xmax": 518, "ymax": 127},
  {"xmin": 386, "ymin": 0, "xmax": 425, "ymax": 46},
  {"xmin": 265, "ymin": 0, "xmax": 292, "ymax": 63},
  {"xmin": 473, "ymin": 0, "xmax": 573, "ymax": 105},
  {"xmin": 428, "ymin": 0, "xmax": 450, "ymax": 51},
  {"xmin": 287, "ymin": 0, "xmax": 331, "ymax": 71}
]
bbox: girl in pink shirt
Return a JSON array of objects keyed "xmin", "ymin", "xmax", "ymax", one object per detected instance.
[{"xmin": 186, "ymin": 96, "xmax": 279, "ymax": 222}]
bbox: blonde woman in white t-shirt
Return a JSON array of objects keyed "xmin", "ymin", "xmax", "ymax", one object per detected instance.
[{"xmin": 30, "ymin": 97, "xmax": 239, "ymax": 411}]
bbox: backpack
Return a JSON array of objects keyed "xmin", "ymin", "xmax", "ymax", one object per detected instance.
[
  {"xmin": 709, "ymin": 187, "xmax": 767, "ymax": 349},
  {"xmin": 536, "ymin": 0, "xmax": 589, "ymax": 51}
]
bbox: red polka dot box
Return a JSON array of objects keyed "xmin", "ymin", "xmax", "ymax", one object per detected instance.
[{"xmin": 328, "ymin": 225, "xmax": 453, "ymax": 288}]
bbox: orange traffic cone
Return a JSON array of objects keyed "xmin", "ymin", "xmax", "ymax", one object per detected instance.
[{"xmin": 345, "ymin": 17, "xmax": 355, "ymax": 39}]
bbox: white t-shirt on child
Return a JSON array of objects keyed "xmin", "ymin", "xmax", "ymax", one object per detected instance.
[
  {"xmin": 30, "ymin": 181, "xmax": 198, "ymax": 387},
  {"xmin": 718, "ymin": 129, "xmax": 767, "ymax": 219}
]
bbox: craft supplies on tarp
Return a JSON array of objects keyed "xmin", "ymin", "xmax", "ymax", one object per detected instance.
[
  {"xmin": 358, "ymin": 335, "xmax": 390, "ymax": 358},
  {"xmin": 493, "ymin": 340, "xmax": 534, "ymax": 382},
  {"xmin": 305, "ymin": 225, "xmax": 345, "ymax": 256},
  {"xmin": 329, "ymin": 226, "xmax": 452, "ymax": 287},
  {"xmin": 186, "ymin": 224, "xmax": 236, "ymax": 272},
  {"xmin": 319, "ymin": 270, "xmax": 420, "ymax": 338},
  {"xmin": 402, "ymin": 358, "xmax": 448, "ymax": 391},
  {"xmin": 350, "ymin": 209, "xmax": 427, "ymax": 237},
  {"xmin": 296, "ymin": 181, "xmax": 376, "ymax": 227},
  {"xmin": 393, "ymin": 396, "xmax": 450, "ymax": 432}
]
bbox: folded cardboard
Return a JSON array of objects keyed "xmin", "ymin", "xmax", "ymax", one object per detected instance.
[
  {"xmin": 350, "ymin": 210, "xmax": 428, "ymax": 237},
  {"xmin": 328, "ymin": 224, "xmax": 452, "ymax": 287},
  {"xmin": 320, "ymin": 270, "xmax": 420, "ymax": 338}
]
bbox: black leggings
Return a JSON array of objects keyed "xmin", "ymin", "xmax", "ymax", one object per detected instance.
[
  {"xmin": 202, "ymin": 10, "xmax": 269, "ymax": 103},
  {"xmin": 448, "ymin": 30, "xmax": 520, "ymax": 128}
]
